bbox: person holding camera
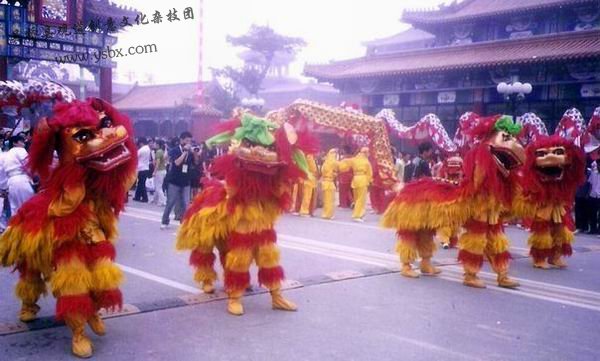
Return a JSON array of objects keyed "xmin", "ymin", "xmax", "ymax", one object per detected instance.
[{"xmin": 161, "ymin": 132, "xmax": 198, "ymax": 229}]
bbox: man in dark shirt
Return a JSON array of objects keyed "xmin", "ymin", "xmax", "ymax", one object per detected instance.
[
  {"xmin": 404, "ymin": 142, "xmax": 433, "ymax": 182},
  {"xmin": 161, "ymin": 131, "xmax": 198, "ymax": 229}
]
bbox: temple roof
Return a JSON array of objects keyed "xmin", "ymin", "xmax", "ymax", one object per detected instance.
[
  {"xmin": 114, "ymin": 82, "xmax": 222, "ymax": 116},
  {"xmin": 84, "ymin": 0, "xmax": 138, "ymax": 26},
  {"xmin": 403, "ymin": 0, "xmax": 597, "ymax": 25},
  {"xmin": 304, "ymin": 29, "xmax": 600, "ymax": 81},
  {"xmin": 363, "ymin": 28, "xmax": 435, "ymax": 47}
]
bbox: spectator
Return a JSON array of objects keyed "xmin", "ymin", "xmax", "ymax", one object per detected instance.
[
  {"xmin": 404, "ymin": 142, "xmax": 433, "ymax": 182},
  {"xmin": 4, "ymin": 134, "xmax": 34, "ymax": 215},
  {"xmin": 161, "ymin": 131, "xmax": 198, "ymax": 229},
  {"xmin": 151, "ymin": 139, "xmax": 167, "ymax": 206},
  {"xmin": 133, "ymin": 137, "xmax": 151, "ymax": 203},
  {"xmin": 575, "ymin": 163, "xmax": 591, "ymax": 234}
]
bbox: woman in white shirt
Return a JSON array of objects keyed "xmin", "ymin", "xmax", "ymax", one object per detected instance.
[{"xmin": 4, "ymin": 135, "xmax": 34, "ymax": 215}]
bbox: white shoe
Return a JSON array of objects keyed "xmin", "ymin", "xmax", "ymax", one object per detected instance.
[
  {"xmin": 160, "ymin": 224, "xmax": 169, "ymax": 230},
  {"xmin": 353, "ymin": 218, "xmax": 364, "ymax": 223}
]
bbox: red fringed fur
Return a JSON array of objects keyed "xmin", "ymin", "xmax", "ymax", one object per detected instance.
[
  {"xmin": 183, "ymin": 181, "xmax": 227, "ymax": 221},
  {"xmin": 560, "ymin": 244, "xmax": 573, "ymax": 257},
  {"xmin": 88, "ymin": 241, "xmax": 116, "ymax": 263},
  {"xmin": 530, "ymin": 221, "xmax": 551, "ymax": 233},
  {"xmin": 212, "ymin": 118, "xmax": 241, "ymax": 134},
  {"xmin": 53, "ymin": 242, "xmax": 89, "ymax": 267},
  {"xmin": 397, "ymin": 230, "xmax": 418, "ymax": 245},
  {"xmin": 458, "ymin": 250, "xmax": 484, "ymax": 269},
  {"xmin": 94, "ymin": 289, "xmax": 123, "ymax": 311},
  {"xmin": 463, "ymin": 220, "xmax": 490, "ymax": 234},
  {"xmin": 224, "ymin": 271, "xmax": 251, "ymax": 291},
  {"xmin": 258, "ymin": 266, "xmax": 285, "ymax": 287},
  {"xmin": 493, "ymin": 251, "xmax": 512, "ymax": 268},
  {"xmin": 256, "ymin": 229, "xmax": 277, "ymax": 246},
  {"xmin": 189, "ymin": 251, "xmax": 216, "ymax": 268},
  {"xmin": 56, "ymin": 294, "xmax": 95, "ymax": 321},
  {"xmin": 449, "ymin": 236, "xmax": 458, "ymax": 248},
  {"xmin": 530, "ymin": 247, "xmax": 554, "ymax": 262}
]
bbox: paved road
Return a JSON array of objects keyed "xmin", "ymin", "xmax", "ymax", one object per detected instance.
[{"xmin": 1, "ymin": 202, "xmax": 600, "ymax": 361}]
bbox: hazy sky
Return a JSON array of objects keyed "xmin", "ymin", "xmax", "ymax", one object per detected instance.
[{"xmin": 113, "ymin": 0, "xmax": 448, "ymax": 84}]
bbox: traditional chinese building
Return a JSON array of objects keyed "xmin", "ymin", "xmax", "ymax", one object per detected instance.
[
  {"xmin": 113, "ymin": 82, "xmax": 222, "ymax": 141},
  {"xmin": 305, "ymin": 0, "xmax": 600, "ymax": 133}
]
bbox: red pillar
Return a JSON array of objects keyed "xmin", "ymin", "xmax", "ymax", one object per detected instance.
[{"xmin": 99, "ymin": 67, "xmax": 112, "ymax": 102}]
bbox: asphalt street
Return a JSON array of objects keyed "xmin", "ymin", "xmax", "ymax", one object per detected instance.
[{"xmin": 1, "ymin": 201, "xmax": 600, "ymax": 361}]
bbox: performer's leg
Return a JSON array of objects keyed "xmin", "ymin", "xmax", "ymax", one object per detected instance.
[
  {"xmin": 528, "ymin": 221, "xmax": 554, "ymax": 269},
  {"xmin": 290, "ymin": 184, "xmax": 299, "ymax": 213},
  {"xmin": 51, "ymin": 242, "xmax": 95, "ymax": 358},
  {"xmin": 15, "ymin": 262, "xmax": 46, "ymax": 322},
  {"xmin": 417, "ymin": 231, "xmax": 440, "ymax": 275},
  {"xmin": 486, "ymin": 226, "xmax": 519, "ymax": 288},
  {"xmin": 458, "ymin": 220, "xmax": 487, "ymax": 288},
  {"xmin": 352, "ymin": 186, "xmax": 367, "ymax": 220},
  {"xmin": 321, "ymin": 188, "xmax": 335, "ymax": 219},
  {"xmin": 88, "ymin": 241, "xmax": 123, "ymax": 336},
  {"xmin": 549, "ymin": 224, "xmax": 573, "ymax": 268},
  {"xmin": 224, "ymin": 232, "xmax": 253, "ymax": 316},
  {"xmin": 255, "ymin": 229, "xmax": 296, "ymax": 312},
  {"xmin": 190, "ymin": 246, "xmax": 218, "ymax": 293},
  {"xmin": 396, "ymin": 231, "xmax": 419, "ymax": 278},
  {"xmin": 299, "ymin": 185, "xmax": 313, "ymax": 216}
]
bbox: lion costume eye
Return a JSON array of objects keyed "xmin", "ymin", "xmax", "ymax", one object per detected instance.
[
  {"xmin": 72, "ymin": 129, "xmax": 95, "ymax": 143},
  {"xmin": 553, "ymin": 148, "xmax": 565, "ymax": 155},
  {"xmin": 535, "ymin": 150, "xmax": 547, "ymax": 158}
]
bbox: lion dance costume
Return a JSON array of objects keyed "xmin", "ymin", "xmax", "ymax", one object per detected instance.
[
  {"xmin": 514, "ymin": 136, "xmax": 585, "ymax": 269},
  {"xmin": 177, "ymin": 112, "xmax": 318, "ymax": 316},
  {"xmin": 436, "ymin": 155, "xmax": 464, "ymax": 249},
  {"xmin": 0, "ymin": 82, "xmax": 136, "ymax": 358},
  {"xmin": 382, "ymin": 115, "xmax": 525, "ymax": 288}
]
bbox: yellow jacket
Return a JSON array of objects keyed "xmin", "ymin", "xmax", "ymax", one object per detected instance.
[
  {"xmin": 340, "ymin": 153, "xmax": 372, "ymax": 189},
  {"xmin": 320, "ymin": 151, "xmax": 338, "ymax": 191}
]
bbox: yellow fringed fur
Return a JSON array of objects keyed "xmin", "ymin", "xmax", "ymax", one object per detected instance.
[
  {"xmin": 554, "ymin": 226, "xmax": 574, "ymax": 246},
  {"xmin": 382, "ymin": 199, "xmax": 470, "ymax": 232},
  {"xmin": 487, "ymin": 232, "xmax": 510, "ymax": 254},
  {"xmin": 90, "ymin": 259, "xmax": 124, "ymax": 291},
  {"xmin": 256, "ymin": 244, "xmax": 280, "ymax": 268},
  {"xmin": 396, "ymin": 240, "xmax": 417, "ymax": 264},
  {"xmin": 15, "ymin": 278, "xmax": 47, "ymax": 303},
  {"xmin": 225, "ymin": 248, "xmax": 253, "ymax": 272},
  {"xmin": 194, "ymin": 268, "xmax": 217, "ymax": 283},
  {"xmin": 527, "ymin": 231, "xmax": 553, "ymax": 250},
  {"xmin": 458, "ymin": 232, "xmax": 487, "ymax": 254},
  {"xmin": 50, "ymin": 259, "xmax": 93, "ymax": 296}
]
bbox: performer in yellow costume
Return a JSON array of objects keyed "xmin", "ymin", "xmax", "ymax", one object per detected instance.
[
  {"xmin": 299, "ymin": 154, "xmax": 318, "ymax": 217},
  {"xmin": 320, "ymin": 149, "xmax": 339, "ymax": 219},
  {"xmin": 340, "ymin": 147, "xmax": 372, "ymax": 222}
]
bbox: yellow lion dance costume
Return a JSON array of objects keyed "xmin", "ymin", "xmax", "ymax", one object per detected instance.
[
  {"xmin": 0, "ymin": 82, "xmax": 137, "ymax": 358},
  {"xmin": 176, "ymin": 112, "xmax": 318, "ymax": 316}
]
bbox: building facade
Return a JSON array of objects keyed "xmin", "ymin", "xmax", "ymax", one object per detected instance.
[{"xmin": 305, "ymin": 0, "xmax": 600, "ymax": 133}]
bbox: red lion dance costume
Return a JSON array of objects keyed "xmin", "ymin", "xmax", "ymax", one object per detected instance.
[
  {"xmin": 177, "ymin": 111, "xmax": 317, "ymax": 316},
  {"xmin": 382, "ymin": 115, "xmax": 525, "ymax": 288},
  {"xmin": 0, "ymin": 81, "xmax": 136, "ymax": 358},
  {"xmin": 513, "ymin": 132, "xmax": 585, "ymax": 269}
]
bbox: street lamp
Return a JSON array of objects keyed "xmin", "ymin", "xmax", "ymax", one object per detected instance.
[
  {"xmin": 496, "ymin": 81, "xmax": 533, "ymax": 119},
  {"xmin": 241, "ymin": 96, "xmax": 266, "ymax": 114}
]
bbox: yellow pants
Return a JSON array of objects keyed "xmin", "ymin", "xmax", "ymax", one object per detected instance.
[
  {"xmin": 321, "ymin": 188, "xmax": 335, "ymax": 219},
  {"xmin": 299, "ymin": 186, "xmax": 315, "ymax": 216},
  {"xmin": 352, "ymin": 186, "xmax": 367, "ymax": 219}
]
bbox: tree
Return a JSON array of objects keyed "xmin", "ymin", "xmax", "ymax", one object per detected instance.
[
  {"xmin": 212, "ymin": 25, "xmax": 306, "ymax": 97},
  {"xmin": 204, "ymin": 78, "xmax": 239, "ymax": 117}
]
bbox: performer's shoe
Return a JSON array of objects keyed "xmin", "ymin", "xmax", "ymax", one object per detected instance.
[
  {"xmin": 353, "ymin": 218, "xmax": 364, "ymax": 223},
  {"xmin": 67, "ymin": 318, "xmax": 93, "ymax": 358},
  {"xmin": 400, "ymin": 264, "xmax": 419, "ymax": 278},
  {"xmin": 463, "ymin": 273, "xmax": 486, "ymax": 288},
  {"xmin": 227, "ymin": 297, "xmax": 244, "ymax": 316},
  {"xmin": 497, "ymin": 272, "xmax": 520, "ymax": 289},
  {"xmin": 549, "ymin": 256, "xmax": 568, "ymax": 269},
  {"xmin": 441, "ymin": 242, "xmax": 450, "ymax": 249},
  {"xmin": 18, "ymin": 303, "xmax": 40, "ymax": 322},
  {"xmin": 202, "ymin": 281, "xmax": 215, "ymax": 294},
  {"xmin": 533, "ymin": 260, "xmax": 550, "ymax": 269},
  {"xmin": 420, "ymin": 259, "xmax": 441, "ymax": 276},
  {"xmin": 87, "ymin": 314, "xmax": 106, "ymax": 336},
  {"xmin": 271, "ymin": 290, "xmax": 297, "ymax": 312}
]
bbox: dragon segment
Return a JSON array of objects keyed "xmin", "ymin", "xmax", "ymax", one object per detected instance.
[
  {"xmin": 176, "ymin": 111, "xmax": 318, "ymax": 316},
  {"xmin": 382, "ymin": 115, "xmax": 525, "ymax": 288},
  {"xmin": 0, "ymin": 81, "xmax": 137, "ymax": 358}
]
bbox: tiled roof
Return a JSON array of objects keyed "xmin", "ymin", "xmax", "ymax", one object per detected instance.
[
  {"xmin": 85, "ymin": 0, "xmax": 138, "ymax": 25},
  {"xmin": 363, "ymin": 28, "xmax": 435, "ymax": 47},
  {"xmin": 403, "ymin": 0, "xmax": 597, "ymax": 24},
  {"xmin": 113, "ymin": 82, "xmax": 221, "ymax": 116},
  {"xmin": 304, "ymin": 30, "xmax": 600, "ymax": 81}
]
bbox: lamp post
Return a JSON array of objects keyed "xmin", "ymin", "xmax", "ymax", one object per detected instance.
[
  {"xmin": 241, "ymin": 96, "xmax": 266, "ymax": 114},
  {"xmin": 496, "ymin": 81, "xmax": 533, "ymax": 119}
]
